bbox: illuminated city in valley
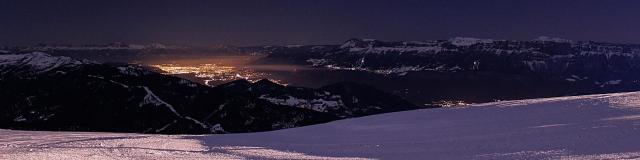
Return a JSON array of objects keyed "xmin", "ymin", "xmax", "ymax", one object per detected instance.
[
  {"xmin": 3, "ymin": 1, "xmax": 640, "ymax": 159},
  {"xmin": 151, "ymin": 63, "xmax": 285, "ymax": 86}
]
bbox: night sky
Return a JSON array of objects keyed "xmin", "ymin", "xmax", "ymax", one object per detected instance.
[{"xmin": 1, "ymin": 0, "xmax": 639, "ymax": 46}]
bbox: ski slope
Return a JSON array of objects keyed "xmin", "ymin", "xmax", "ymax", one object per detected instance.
[{"xmin": 2, "ymin": 92, "xmax": 640, "ymax": 159}]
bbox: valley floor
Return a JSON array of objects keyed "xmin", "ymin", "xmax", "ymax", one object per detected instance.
[{"xmin": 3, "ymin": 92, "xmax": 640, "ymax": 159}]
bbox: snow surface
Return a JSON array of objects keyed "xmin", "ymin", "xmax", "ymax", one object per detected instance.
[{"xmin": 3, "ymin": 91, "xmax": 640, "ymax": 159}]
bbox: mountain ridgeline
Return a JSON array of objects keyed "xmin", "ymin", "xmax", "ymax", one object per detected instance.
[
  {"xmin": 253, "ymin": 37, "xmax": 640, "ymax": 104},
  {"xmin": 0, "ymin": 53, "xmax": 418, "ymax": 134},
  {"xmin": 3, "ymin": 37, "xmax": 640, "ymax": 134}
]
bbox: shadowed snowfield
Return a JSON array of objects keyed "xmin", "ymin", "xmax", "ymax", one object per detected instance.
[{"xmin": 2, "ymin": 92, "xmax": 640, "ymax": 159}]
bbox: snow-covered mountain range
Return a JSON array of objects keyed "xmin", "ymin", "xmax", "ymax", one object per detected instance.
[
  {"xmin": 253, "ymin": 37, "xmax": 640, "ymax": 104},
  {"xmin": 258, "ymin": 37, "xmax": 640, "ymax": 76},
  {"xmin": 2, "ymin": 91, "xmax": 640, "ymax": 159},
  {"xmin": 0, "ymin": 52, "xmax": 417, "ymax": 134},
  {"xmin": 5, "ymin": 38, "xmax": 640, "ymax": 106},
  {"xmin": 0, "ymin": 52, "xmax": 87, "ymax": 76}
]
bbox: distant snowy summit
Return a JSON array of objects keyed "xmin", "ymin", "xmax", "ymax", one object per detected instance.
[
  {"xmin": 340, "ymin": 38, "xmax": 380, "ymax": 49},
  {"xmin": 533, "ymin": 36, "xmax": 572, "ymax": 43},
  {"xmin": 0, "ymin": 52, "xmax": 90, "ymax": 76},
  {"xmin": 448, "ymin": 37, "xmax": 495, "ymax": 46}
]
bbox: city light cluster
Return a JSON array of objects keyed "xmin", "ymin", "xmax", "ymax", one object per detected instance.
[{"xmin": 152, "ymin": 63, "xmax": 286, "ymax": 86}]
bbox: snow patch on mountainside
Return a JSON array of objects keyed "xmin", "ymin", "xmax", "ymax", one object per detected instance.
[
  {"xmin": 306, "ymin": 58, "xmax": 330, "ymax": 66},
  {"xmin": 117, "ymin": 65, "xmax": 150, "ymax": 76},
  {"xmin": 259, "ymin": 95, "xmax": 344, "ymax": 112},
  {"xmin": 323, "ymin": 64, "xmax": 461, "ymax": 75},
  {"xmin": 449, "ymin": 37, "xmax": 494, "ymax": 46},
  {"xmin": 372, "ymin": 66, "xmax": 425, "ymax": 75},
  {"xmin": 580, "ymin": 51, "xmax": 635, "ymax": 59},
  {"xmin": 210, "ymin": 124, "xmax": 228, "ymax": 133},
  {"xmin": 139, "ymin": 86, "xmax": 181, "ymax": 117},
  {"xmin": 340, "ymin": 40, "xmax": 360, "ymax": 49}
]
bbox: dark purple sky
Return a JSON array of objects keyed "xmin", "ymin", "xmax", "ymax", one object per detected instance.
[{"xmin": 1, "ymin": 0, "xmax": 639, "ymax": 46}]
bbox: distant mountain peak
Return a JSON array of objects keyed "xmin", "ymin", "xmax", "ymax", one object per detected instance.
[
  {"xmin": 533, "ymin": 36, "xmax": 572, "ymax": 43},
  {"xmin": 340, "ymin": 38, "xmax": 381, "ymax": 49},
  {"xmin": 448, "ymin": 37, "xmax": 494, "ymax": 46},
  {"xmin": 253, "ymin": 79, "xmax": 282, "ymax": 87},
  {"xmin": 0, "ymin": 52, "xmax": 85, "ymax": 76}
]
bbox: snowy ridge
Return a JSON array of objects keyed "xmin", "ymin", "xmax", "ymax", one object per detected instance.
[
  {"xmin": 472, "ymin": 91, "xmax": 640, "ymax": 109},
  {"xmin": 340, "ymin": 39, "xmax": 373, "ymax": 49},
  {"xmin": 139, "ymin": 86, "xmax": 218, "ymax": 132},
  {"xmin": 0, "ymin": 52, "xmax": 83, "ymax": 74},
  {"xmin": 155, "ymin": 120, "xmax": 177, "ymax": 133},
  {"xmin": 448, "ymin": 37, "xmax": 494, "ymax": 46},
  {"xmin": 185, "ymin": 116, "xmax": 209, "ymax": 129},
  {"xmin": 347, "ymin": 46, "xmax": 451, "ymax": 54},
  {"xmin": 339, "ymin": 38, "xmax": 454, "ymax": 54},
  {"xmin": 322, "ymin": 64, "xmax": 458, "ymax": 76},
  {"xmin": 139, "ymin": 86, "xmax": 181, "ymax": 117}
]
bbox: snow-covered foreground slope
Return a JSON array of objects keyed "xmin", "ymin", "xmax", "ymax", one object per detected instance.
[{"xmin": 3, "ymin": 92, "xmax": 640, "ymax": 159}]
